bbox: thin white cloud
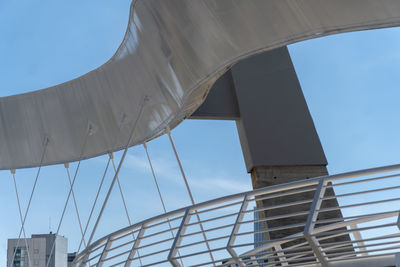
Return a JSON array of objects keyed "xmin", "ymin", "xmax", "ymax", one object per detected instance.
[
  {"xmin": 124, "ymin": 152, "xmax": 251, "ymax": 196},
  {"xmin": 189, "ymin": 176, "xmax": 251, "ymax": 194}
]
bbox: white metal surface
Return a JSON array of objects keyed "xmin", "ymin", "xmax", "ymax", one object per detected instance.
[
  {"xmin": 2, "ymin": 1, "xmax": 400, "ymax": 169},
  {"xmin": 74, "ymin": 164, "xmax": 400, "ymax": 266}
]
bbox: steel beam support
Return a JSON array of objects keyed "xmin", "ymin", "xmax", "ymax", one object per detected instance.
[
  {"xmin": 168, "ymin": 209, "xmax": 191, "ymax": 267},
  {"xmin": 124, "ymin": 225, "xmax": 146, "ymax": 267},
  {"xmin": 304, "ymin": 179, "xmax": 329, "ymax": 266}
]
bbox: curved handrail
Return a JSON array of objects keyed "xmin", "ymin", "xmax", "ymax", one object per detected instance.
[{"xmin": 75, "ymin": 163, "xmax": 400, "ymax": 266}]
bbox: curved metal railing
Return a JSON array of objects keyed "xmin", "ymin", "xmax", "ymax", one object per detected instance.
[{"xmin": 74, "ymin": 164, "xmax": 400, "ymax": 267}]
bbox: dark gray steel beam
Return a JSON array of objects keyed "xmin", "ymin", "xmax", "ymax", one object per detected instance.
[{"xmin": 190, "ymin": 47, "xmax": 327, "ymax": 172}]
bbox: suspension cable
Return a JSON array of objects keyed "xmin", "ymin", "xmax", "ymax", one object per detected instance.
[
  {"xmin": 64, "ymin": 163, "xmax": 87, "ymax": 247},
  {"xmin": 11, "ymin": 170, "xmax": 33, "ymax": 267},
  {"xmin": 9, "ymin": 138, "xmax": 48, "ymax": 267},
  {"xmin": 166, "ymin": 126, "xmax": 216, "ymax": 266},
  {"xmin": 77, "ymin": 98, "xmax": 147, "ymax": 264},
  {"xmin": 85, "ymin": 96, "xmax": 147, "ymax": 252},
  {"xmin": 111, "ymin": 155, "xmax": 143, "ymax": 266},
  {"xmin": 143, "ymin": 141, "xmax": 184, "ymax": 266},
  {"xmin": 45, "ymin": 128, "xmax": 91, "ymax": 267},
  {"xmin": 110, "ymin": 155, "xmax": 133, "ymax": 228},
  {"xmin": 77, "ymin": 156, "xmax": 111, "ymax": 253}
]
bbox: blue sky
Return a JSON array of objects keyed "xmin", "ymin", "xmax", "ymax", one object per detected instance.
[{"xmin": 1, "ymin": 1, "xmax": 400, "ymax": 265}]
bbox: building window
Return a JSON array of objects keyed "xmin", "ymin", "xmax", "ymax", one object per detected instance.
[
  {"xmin": 33, "ymin": 249, "xmax": 39, "ymax": 254},
  {"xmin": 13, "ymin": 247, "xmax": 29, "ymax": 267}
]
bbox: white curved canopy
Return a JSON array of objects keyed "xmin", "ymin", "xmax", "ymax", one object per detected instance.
[{"xmin": 2, "ymin": 0, "xmax": 400, "ymax": 169}]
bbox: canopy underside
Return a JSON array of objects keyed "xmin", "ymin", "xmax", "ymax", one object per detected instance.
[{"xmin": 2, "ymin": 0, "xmax": 400, "ymax": 169}]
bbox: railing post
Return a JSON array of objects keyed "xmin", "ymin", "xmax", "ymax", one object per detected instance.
[
  {"xmin": 168, "ymin": 209, "xmax": 191, "ymax": 267},
  {"xmin": 274, "ymin": 244, "xmax": 289, "ymax": 266},
  {"xmin": 97, "ymin": 236, "xmax": 112, "ymax": 267},
  {"xmin": 124, "ymin": 225, "xmax": 146, "ymax": 267},
  {"xmin": 226, "ymin": 195, "xmax": 249, "ymax": 267},
  {"xmin": 349, "ymin": 223, "xmax": 367, "ymax": 256},
  {"xmin": 397, "ymin": 210, "xmax": 400, "ymax": 230},
  {"xmin": 304, "ymin": 179, "xmax": 329, "ymax": 267}
]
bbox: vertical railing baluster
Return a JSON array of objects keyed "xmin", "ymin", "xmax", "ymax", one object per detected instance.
[
  {"xmin": 274, "ymin": 244, "xmax": 289, "ymax": 266},
  {"xmin": 395, "ymin": 252, "xmax": 400, "ymax": 267},
  {"xmin": 349, "ymin": 223, "xmax": 367, "ymax": 256},
  {"xmin": 168, "ymin": 209, "xmax": 191, "ymax": 267},
  {"xmin": 397, "ymin": 210, "xmax": 400, "ymax": 230},
  {"xmin": 124, "ymin": 225, "xmax": 146, "ymax": 267},
  {"xmin": 226, "ymin": 195, "xmax": 249, "ymax": 267},
  {"xmin": 304, "ymin": 179, "xmax": 328, "ymax": 267},
  {"xmin": 97, "ymin": 236, "xmax": 112, "ymax": 267}
]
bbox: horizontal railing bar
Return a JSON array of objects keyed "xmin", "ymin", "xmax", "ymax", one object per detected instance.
[
  {"xmin": 318, "ymin": 197, "xmax": 400, "ymax": 213},
  {"xmin": 232, "ymin": 242, "xmax": 312, "ymax": 261},
  {"xmin": 325, "ymin": 244, "xmax": 400, "ymax": 259},
  {"xmin": 85, "ymin": 242, "xmax": 106, "ymax": 256},
  {"xmin": 325, "ymin": 239, "xmax": 400, "ymax": 254},
  {"xmin": 327, "ymin": 251, "xmax": 398, "ymax": 263},
  {"xmin": 239, "ymin": 223, "xmax": 367, "ymax": 258},
  {"xmin": 246, "ymin": 199, "xmax": 313, "ymax": 214},
  {"xmin": 314, "ymin": 210, "xmax": 399, "ymax": 225},
  {"xmin": 313, "ymin": 210, "xmax": 398, "ymax": 235},
  {"xmin": 138, "ymin": 259, "xmax": 170, "ymax": 267},
  {"xmin": 191, "ymin": 200, "xmax": 244, "ymax": 215},
  {"xmin": 188, "ymin": 259, "xmax": 226, "ymax": 267},
  {"xmin": 186, "ymin": 260, "xmax": 225, "ymax": 267},
  {"xmin": 241, "ymin": 253, "xmax": 316, "ymax": 267},
  {"xmin": 144, "ymin": 215, "xmax": 184, "ymax": 229},
  {"xmin": 250, "ymin": 185, "xmax": 317, "ymax": 202},
  {"xmin": 237, "ymin": 222, "xmax": 306, "ymax": 236},
  {"xmin": 243, "ymin": 254, "xmax": 317, "ymax": 266},
  {"xmin": 136, "ymin": 236, "xmax": 174, "ymax": 250},
  {"xmin": 188, "ymin": 257, "xmax": 236, "ymax": 267},
  {"xmin": 86, "ymin": 251, "xmax": 102, "ymax": 262},
  {"xmin": 108, "ymin": 258, "xmax": 128, "ymax": 267},
  {"xmin": 240, "ymin": 246, "xmax": 314, "ymax": 263},
  {"xmin": 102, "ymin": 249, "xmax": 130, "ymax": 262},
  {"xmin": 313, "ymin": 222, "xmax": 397, "ymax": 237},
  {"xmin": 110, "ymin": 229, "xmax": 140, "ymax": 243},
  {"xmin": 242, "ymin": 210, "xmax": 310, "ymax": 225},
  {"xmin": 186, "ymin": 211, "xmax": 238, "ymax": 226},
  {"xmin": 140, "ymin": 225, "xmax": 180, "ymax": 240},
  {"xmin": 182, "ymin": 223, "xmax": 234, "ymax": 238},
  {"xmin": 266, "ymin": 259, "xmax": 318, "ymax": 267},
  {"xmin": 325, "ymin": 173, "xmax": 400, "ymax": 188},
  {"xmin": 130, "ymin": 247, "xmax": 170, "ymax": 260},
  {"xmin": 319, "ymin": 233, "xmax": 400, "ymax": 248},
  {"xmin": 280, "ymin": 231, "xmax": 351, "ymax": 255},
  {"xmin": 177, "ymin": 234, "xmax": 230, "ymax": 249},
  {"xmin": 322, "ymin": 184, "xmax": 400, "ymax": 200},
  {"xmin": 238, "ymin": 234, "xmax": 303, "ymax": 255},
  {"xmin": 106, "ymin": 239, "xmax": 134, "ymax": 253},
  {"xmin": 284, "ymin": 249, "xmax": 322, "ymax": 263},
  {"xmin": 172, "ymin": 245, "xmax": 227, "ymax": 260}
]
